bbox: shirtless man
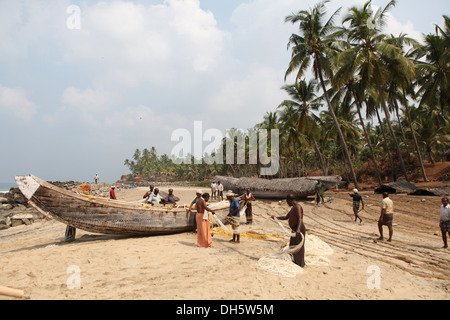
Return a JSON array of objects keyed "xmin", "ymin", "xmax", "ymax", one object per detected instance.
[{"xmin": 271, "ymin": 194, "xmax": 306, "ymax": 267}]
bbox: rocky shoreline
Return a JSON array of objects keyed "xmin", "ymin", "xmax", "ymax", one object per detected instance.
[
  {"xmin": 0, "ymin": 179, "xmax": 204, "ymax": 231},
  {"xmin": 0, "ymin": 181, "xmax": 132, "ymax": 231}
]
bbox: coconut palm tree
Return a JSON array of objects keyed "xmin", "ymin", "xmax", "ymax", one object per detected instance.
[
  {"xmin": 335, "ymin": 0, "xmax": 412, "ymax": 182},
  {"xmin": 385, "ymin": 33, "xmax": 429, "ymax": 181},
  {"xmin": 278, "ymin": 80, "xmax": 328, "ymax": 175},
  {"xmin": 415, "ymin": 20, "xmax": 450, "ymax": 112},
  {"xmin": 285, "ymin": 0, "xmax": 360, "ymax": 188}
]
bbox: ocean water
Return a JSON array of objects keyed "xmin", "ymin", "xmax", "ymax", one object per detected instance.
[{"xmin": 0, "ymin": 182, "xmax": 15, "ymax": 193}]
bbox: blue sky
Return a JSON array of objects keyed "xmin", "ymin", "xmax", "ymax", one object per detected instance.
[{"xmin": 0, "ymin": 0, "xmax": 448, "ymax": 183}]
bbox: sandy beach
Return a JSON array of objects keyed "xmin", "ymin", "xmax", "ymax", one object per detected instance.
[{"xmin": 0, "ymin": 185, "xmax": 449, "ymax": 300}]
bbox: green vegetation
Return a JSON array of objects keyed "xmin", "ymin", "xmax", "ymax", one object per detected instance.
[{"xmin": 124, "ymin": 1, "xmax": 449, "ymax": 185}]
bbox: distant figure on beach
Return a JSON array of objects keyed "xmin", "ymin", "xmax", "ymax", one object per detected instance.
[
  {"xmin": 142, "ymin": 185, "xmax": 155, "ymax": 201},
  {"xmin": 110, "ymin": 186, "xmax": 116, "ymax": 200},
  {"xmin": 240, "ymin": 188, "xmax": 255, "ymax": 224},
  {"xmin": 148, "ymin": 188, "xmax": 162, "ymax": 206},
  {"xmin": 439, "ymin": 197, "xmax": 450, "ymax": 248},
  {"xmin": 225, "ymin": 192, "xmax": 241, "ymax": 244},
  {"xmin": 349, "ymin": 189, "xmax": 364, "ymax": 223},
  {"xmin": 196, "ymin": 193, "xmax": 215, "ymax": 247},
  {"xmin": 378, "ymin": 192, "xmax": 394, "ymax": 242},
  {"xmin": 163, "ymin": 188, "xmax": 177, "ymax": 206},
  {"xmin": 211, "ymin": 181, "xmax": 217, "ymax": 200},
  {"xmin": 188, "ymin": 190, "xmax": 203, "ymax": 232},
  {"xmin": 271, "ymin": 194, "xmax": 306, "ymax": 268},
  {"xmin": 315, "ymin": 180, "xmax": 324, "ymax": 206},
  {"xmin": 217, "ymin": 181, "xmax": 224, "ymax": 201},
  {"xmin": 94, "ymin": 173, "xmax": 99, "ymax": 184}
]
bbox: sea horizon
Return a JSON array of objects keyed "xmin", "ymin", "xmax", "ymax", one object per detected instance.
[{"xmin": 0, "ymin": 182, "xmax": 15, "ymax": 193}]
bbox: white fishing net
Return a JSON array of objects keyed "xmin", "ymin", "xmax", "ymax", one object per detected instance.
[
  {"xmin": 211, "ymin": 213, "xmax": 334, "ymax": 278},
  {"xmin": 255, "ymin": 235, "xmax": 334, "ymax": 277}
]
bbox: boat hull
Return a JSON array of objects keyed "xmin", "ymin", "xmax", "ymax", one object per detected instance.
[{"xmin": 15, "ymin": 175, "xmax": 229, "ymax": 236}]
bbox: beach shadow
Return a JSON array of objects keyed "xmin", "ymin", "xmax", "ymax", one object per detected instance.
[
  {"xmin": 333, "ymin": 219, "xmax": 356, "ymax": 223},
  {"xmin": 3, "ymin": 233, "xmax": 151, "ymax": 254},
  {"xmin": 178, "ymin": 241, "xmax": 198, "ymax": 248}
]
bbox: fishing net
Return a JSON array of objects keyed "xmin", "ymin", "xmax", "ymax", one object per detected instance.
[
  {"xmin": 256, "ymin": 218, "xmax": 333, "ymax": 277},
  {"xmin": 255, "ymin": 234, "xmax": 334, "ymax": 277},
  {"xmin": 210, "ymin": 212, "xmax": 334, "ymax": 278}
]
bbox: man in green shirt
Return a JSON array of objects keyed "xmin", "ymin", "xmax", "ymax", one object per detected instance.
[{"xmin": 315, "ymin": 180, "xmax": 324, "ymax": 206}]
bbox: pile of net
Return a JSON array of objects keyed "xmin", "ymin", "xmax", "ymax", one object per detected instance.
[
  {"xmin": 209, "ymin": 213, "xmax": 334, "ymax": 278},
  {"xmin": 255, "ymin": 234, "xmax": 334, "ymax": 278}
]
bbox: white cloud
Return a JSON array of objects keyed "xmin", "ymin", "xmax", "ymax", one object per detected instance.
[
  {"xmin": 384, "ymin": 12, "xmax": 424, "ymax": 43},
  {"xmin": 206, "ymin": 66, "xmax": 286, "ymax": 129},
  {"xmin": 59, "ymin": 0, "xmax": 228, "ymax": 87},
  {"xmin": 0, "ymin": 85, "xmax": 37, "ymax": 122},
  {"xmin": 60, "ymin": 86, "xmax": 118, "ymax": 127}
]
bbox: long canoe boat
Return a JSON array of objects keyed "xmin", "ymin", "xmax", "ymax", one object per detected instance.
[
  {"xmin": 214, "ymin": 175, "xmax": 343, "ymax": 199},
  {"xmin": 14, "ymin": 174, "xmax": 231, "ymax": 236}
]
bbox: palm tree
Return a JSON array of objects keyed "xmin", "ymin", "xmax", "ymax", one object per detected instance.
[
  {"xmin": 336, "ymin": 0, "xmax": 412, "ymax": 182},
  {"xmin": 415, "ymin": 18, "xmax": 450, "ymax": 112},
  {"xmin": 385, "ymin": 33, "xmax": 429, "ymax": 181},
  {"xmin": 277, "ymin": 104, "xmax": 303, "ymax": 176},
  {"xmin": 278, "ymin": 80, "xmax": 328, "ymax": 175},
  {"xmin": 285, "ymin": 0, "xmax": 360, "ymax": 188}
]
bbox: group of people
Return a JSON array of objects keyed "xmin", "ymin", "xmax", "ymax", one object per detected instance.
[
  {"xmin": 346, "ymin": 188, "xmax": 450, "ymax": 248},
  {"xmin": 210, "ymin": 181, "xmax": 224, "ymax": 201},
  {"xmin": 107, "ymin": 180, "xmax": 450, "ymax": 266},
  {"xmin": 315, "ymin": 181, "xmax": 397, "ymax": 242},
  {"xmin": 191, "ymin": 188, "xmax": 256, "ymax": 248},
  {"xmin": 142, "ymin": 185, "xmax": 177, "ymax": 206}
]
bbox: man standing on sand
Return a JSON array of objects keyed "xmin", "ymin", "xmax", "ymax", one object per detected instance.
[
  {"xmin": 240, "ymin": 188, "xmax": 255, "ymax": 225},
  {"xmin": 196, "ymin": 193, "xmax": 215, "ymax": 247},
  {"xmin": 211, "ymin": 181, "xmax": 217, "ymax": 200},
  {"xmin": 349, "ymin": 189, "xmax": 364, "ymax": 223},
  {"xmin": 378, "ymin": 192, "xmax": 394, "ymax": 242},
  {"xmin": 109, "ymin": 186, "xmax": 116, "ymax": 200},
  {"xmin": 439, "ymin": 197, "xmax": 450, "ymax": 248},
  {"xmin": 315, "ymin": 180, "xmax": 325, "ymax": 206},
  {"xmin": 188, "ymin": 190, "xmax": 203, "ymax": 232},
  {"xmin": 226, "ymin": 192, "xmax": 241, "ymax": 244},
  {"xmin": 271, "ymin": 195, "xmax": 306, "ymax": 268},
  {"xmin": 217, "ymin": 181, "xmax": 224, "ymax": 201}
]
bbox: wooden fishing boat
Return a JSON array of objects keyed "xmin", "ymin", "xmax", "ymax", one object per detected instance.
[
  {"xmin": 214, "ymin": 175, "xmax": 343, "ymax": 199},
  {"xmin": 14, "ymin": 174, "xmax": 231, "ymax": 236}
]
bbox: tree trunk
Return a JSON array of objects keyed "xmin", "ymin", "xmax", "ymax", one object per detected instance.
[
  {"xmin": 378, "ymin": 86, "xmax": 410, "ymax": 182},
  {"xmin": 375, "ymin": 107, "xmax": 397, "ymax": 182},
  {"xmin": 317, "ymin": 60, "xmax": 359, "ymax": 189},
  {"xmin": 402, "ymin": 90, "xmax": 429, "ymax": 182},
  {"xmin": 312, "ymin": 135, "xmax": 327, "ymax": 175},
  {"xmin": 394, "ymin": 100, "xmax": 411, "ymax": 162},
  {"xmin": 350, "ymin": 85, "xmax": 382, "ymax": 185}
]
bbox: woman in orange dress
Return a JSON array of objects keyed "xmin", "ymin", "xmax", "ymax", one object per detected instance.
[{"xmin": 196, "ymin": 193, "xmax": 215, "ymax": 247}]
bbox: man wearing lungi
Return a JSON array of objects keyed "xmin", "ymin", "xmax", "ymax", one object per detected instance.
[
  {"xmin": 225, "ymin": 192, "xmax": 241, "ymax": 244},
  {"xmin": 439, "ymin": 197, "xmax": 450, "ymax": 248},
  {"xmin": 271, "ymin": 195, "xmax": 306, "ymax": 268},
  {"xmin": 349, "ymin": 189, "xmax": 364, "ymax": 223},
  {"xmin": 378, "ymin": 192, "xmax": 394, "ymax": 242},
  {"xmin": 240, "ymin": 188, "xmax": 255, "ymax": 225}
]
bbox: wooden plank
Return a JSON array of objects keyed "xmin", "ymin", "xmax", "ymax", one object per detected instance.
[{"xmin": 0, "ymin": 285, "xmax": 24, "ymax": 298}]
